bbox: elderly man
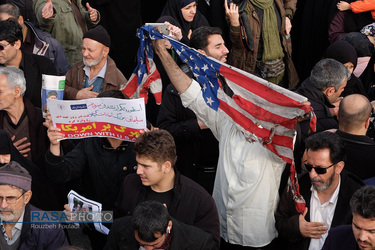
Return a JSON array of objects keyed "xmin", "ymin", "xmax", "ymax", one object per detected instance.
[
  {"xmin": 0, "ymin": 161, "xmax": 68, "ymax": 248},
  {"xmin": 64, "ymin": 25, "xmax": 127, "ymax": 100},
  {"xmin": 322, "ymin": 185, "xmax": 375, "ymax": 250},
  {"xmin": 0, "ymin": 3, "xmax": 69, "ymax": 75},
  {"xmin": 0, "ymin": 66, "xmax": 49, "ymax": 170},
  {"xmin": 33, "ymin": 0, "xmax": 100, "ymax": 67},
  {"xmin": 0, "ymin": 19, "xmax": 56, "ymax": 108},
  {"xmin": 275, "ymin": 132, "xmax": 364, "ymax": 250},
  {"xmin": 106, "ymin": 200, "xmax": 215, "ymax": 250}
]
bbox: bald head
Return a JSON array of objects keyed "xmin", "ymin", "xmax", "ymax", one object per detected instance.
[{"xmin": 338, "ymin": 94, "xmax": 372, "ymax": 133}]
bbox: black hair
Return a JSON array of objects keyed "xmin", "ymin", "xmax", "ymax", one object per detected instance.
[
  {"xmin": 132, "ymin": 201, "xmax": 170, "ymax": 242},
  {"xmin": 305, "ymin": 132, "xmax": 346, "ymax": 164},
  {"xmin": 190, "ymin": 26, "xmax": 223, "ymax": 50},
  {"xmin": 350, "ymin": 185, "xmax": 375, "ymax": 219},
  {"xmin": 0, "ymin": 19, "xmax": 22, "ymax": 45},
  {"xmin": 97, "ymin": 90, "xmax": 129, "ymax": 99}
]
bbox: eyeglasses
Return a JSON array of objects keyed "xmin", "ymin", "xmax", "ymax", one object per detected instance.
[
  {"xmin": 303, "ymin": 161, "xmax": 336, "ymax": 175},
  {"xmin": 0, "ymin": 43, "xmax": 10, "ymax": 51},
  {"xmin": 0, "ymin": 193, "xmax": 24, "ymax": 204}
]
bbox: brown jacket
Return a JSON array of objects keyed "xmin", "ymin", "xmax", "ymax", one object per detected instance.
[
  {"xmin": 227, "ymin": 0, "xmax": 299, "ymax": 88},
  {"xmin": 64, "ymin": 56, "xmax": 127, "ymax": 99}
]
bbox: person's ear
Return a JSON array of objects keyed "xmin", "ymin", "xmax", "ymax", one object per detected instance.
[
  {"xmin": 162, "ymin": 160, "xmax": 172, "ymax": 174},
  {"xmin": 14, "ymin": 86, "xmax": 22, "ymax": 98},
  {"xmin": 324, "ymin": 86, "xmax": 336, "ymax": 98},
  {"xmin": 365, "ymin": 117, "xmax": 371, "ymax": 129},
  {"xmin": 23, "ymin": 190, "xmax": 32, "ymax": 205},
  {"xmin": 18, "ymin": 16, "xmax": 24, "ymax": 26},
  {"xmin": 335, "ymin": 161, "xmax": 344, "ymax": 174},
  {"xmin": 197, "ymin": 48, "xmax": 207, "ymax": 56},
  {"xmin": 167, "ymin": 220, "xmax": 172, "ymax": 233},
  {"xmin": 14, "ymin": 40, "xmax": 22, "ymax": 50}
]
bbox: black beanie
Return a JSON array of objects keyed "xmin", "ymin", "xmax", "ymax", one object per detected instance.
[{"xmin": 83, "ymin": 25, "xmax": 111, "ymax": 47}]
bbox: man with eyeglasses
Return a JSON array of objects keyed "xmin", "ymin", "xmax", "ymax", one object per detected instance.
[
  {"xmin": 106, "ymin": 200, "xmax": 215, "ymax": 250},
  {"xmin": 0, "ymin": 161, "xmax": 68, "ymax": 249},
  {"xmin": 275, "ymin": 131, "xmax": 364, "ymax": 250}
]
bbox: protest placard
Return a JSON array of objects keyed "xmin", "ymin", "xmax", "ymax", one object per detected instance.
[{"xmin": 48, "ymin": 97, "xmax": 146, "ymax": 141}]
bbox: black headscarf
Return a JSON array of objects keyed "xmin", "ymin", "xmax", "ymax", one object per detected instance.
[
  {"xmin": 323, "ymin": 41, "xmax": 368, "ymax": 98},
  {"xmin": 160, "ymin": 0, "xmax": 209, "ymax": 44},
  {"xmin": 0, "ymin": 129, "xmax": 61, "ymax": 210},
  {"xmin": 323, "ymin": 40, "xmax": 357, "ymax": 68}
]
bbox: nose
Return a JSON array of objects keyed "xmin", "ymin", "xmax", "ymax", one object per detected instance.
[
  {"xmin": 82, "ymin": 49, "xmax": 89, "ymax": 57},
  {"xmin": 309, "ymin": 168, "xmax": 318, "ymax": 179},
  {"xmin": 191, "ymin": 7, "xmax": 196, "ymax": 14},
  {"xmin": 223, "ymin": 46, "xmax": 229, "ymax": 55},
  {"xmin": 0, "ymin": 198, "xmax": 8, "ymax": 209},
  {"xmin": 358, "ymin": 230, "xmax": 369, "ymax": 242},
  {"xmin": 136, "ymin": 165, "xmax": 143, "ymax": 175}
]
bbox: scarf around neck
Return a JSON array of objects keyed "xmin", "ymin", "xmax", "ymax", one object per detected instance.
[{"xmin": 249, "ymin": 0, "xmax": 284, "ymax": 61}]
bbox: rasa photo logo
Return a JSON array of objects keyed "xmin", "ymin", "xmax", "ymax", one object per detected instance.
[{"xmin": 31, "ymin": 211, "xmax": 113, "ymax": 224}]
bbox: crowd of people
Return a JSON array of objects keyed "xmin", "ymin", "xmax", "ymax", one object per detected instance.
[{"xmin": 0, "ymin": 0, "xmax": 375, "ymax": 249}]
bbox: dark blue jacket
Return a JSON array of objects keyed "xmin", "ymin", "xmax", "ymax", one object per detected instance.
[
  {"xmin": 25, "ymin": 21, "xmax": 70, "ymax": 76},
  {"xmin": 19, "ymin": 204, "xmax": 68, "ymax": 250}
]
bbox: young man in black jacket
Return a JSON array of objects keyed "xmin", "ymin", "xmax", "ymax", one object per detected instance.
[{"xmin": 114, "ymin": 129, "xmax": 220, "ymax": 249}]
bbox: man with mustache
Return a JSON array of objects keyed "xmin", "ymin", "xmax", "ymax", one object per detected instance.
[
  {"xmin": 64, "ymin": 25, "xmax": 126, "ymax": 100},
  {"xmin": 0, "ymin": 161, "xmax": 68, "ymax": 248},
  {"xmin": 275, "ymin": 131, "xmax": 364, "ymax": 250},
  {"xmin": 322, "ymin": 185, "xmax": 375, "ymax": 250}
]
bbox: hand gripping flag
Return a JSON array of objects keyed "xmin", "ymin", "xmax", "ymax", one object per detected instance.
[
  {"xmin": 121, "ymin": 26, "xmax": 162, "ymax": 104},
  {"xmin": 126, "ymin": 25, "xmax": 317, "ymax": 213}
]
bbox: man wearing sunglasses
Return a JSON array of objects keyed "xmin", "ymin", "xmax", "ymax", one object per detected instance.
[
  {"xmin": 276, "ymin": 131, "xmax": 364, "ymax": 250},
  {"xmin": 0, "ymin": 19, "xmax": 56, "ymax": 108},
  {"xmin": 106, "ymin": 200, "xmax": 215, "ymax": 250}
]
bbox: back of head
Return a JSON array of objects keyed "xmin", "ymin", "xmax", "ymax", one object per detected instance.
[
  {"xmin": 132, "ymin": 200, "xmax": 170, "ymax": 242},
  {"xmin": 0, "ymin": 3, "xmax": 20, "ymax": 20},
  {"xmin": 323, "ymin": 40, "xmax": 358, "ymax": 69},
  {"xmin": 339, "ymin": 94, "xmax": 372, "ymax": 131},
  {"xmin": 133, "ymin": 130, "xmax": 176, "ymax": 166},
  {"xmin": 309, "ymin": 58, "xmax": 350, "ymax": 91},
  {"xmin": 350, "ymin": 185, "xmax": 375, "ymax": 219},
  {"xmin": 0, "ymin": 161, "xmax": 32, "ymax": 192},
  {"xmin": 0, "ymin": 66, "xmax": 26, "ymax": 95},
  {"xmin": 0, "ymin": 18, "xmax": 22, "ymax": 44},
  {"xmin": 190, "ymin": 26, "xmax": 223, "ymax": 50},
  {"xmin": 305, "ymin": 131, "xmax": 346, "ymax": 164},
  {"xmin": 97, "ymin": 90, "xmax": 129, "ymax": 99}
]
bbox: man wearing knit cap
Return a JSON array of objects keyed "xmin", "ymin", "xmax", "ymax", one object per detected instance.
[
  {"xmin": 64, "ymin": 25, "xmax": 127, "ymax": 100},
  {"xmin": 0, "ymin": 161, "xmax": 68, "ymax": 248}
]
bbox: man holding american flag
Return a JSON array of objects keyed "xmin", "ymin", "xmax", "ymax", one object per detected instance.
[{"xmin": 151, "ymin": 29, "xmax": 311, "ymax": 249}]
